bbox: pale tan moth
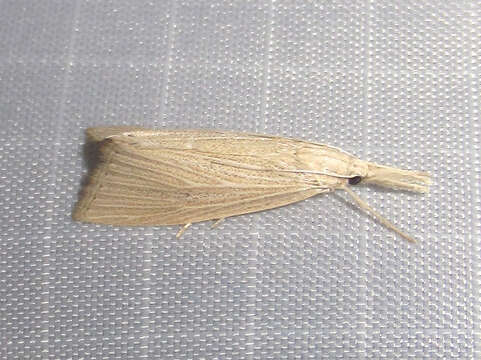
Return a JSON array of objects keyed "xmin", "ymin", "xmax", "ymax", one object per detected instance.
[{"xmin": 73, "ymin": 126, "xmax": 431, "ymax": 242}]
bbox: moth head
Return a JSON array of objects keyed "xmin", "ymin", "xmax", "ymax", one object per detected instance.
[
  {"xmin": 361, "ymin": 162, "xmax": 432, "ymax": 193},
  {"xmin": 297, "ymin": 146, "xmax": 369, "ymax": 178},
  {"xmin": 348, "ymin": 175, "xmax": 363, "ymax": 185}
]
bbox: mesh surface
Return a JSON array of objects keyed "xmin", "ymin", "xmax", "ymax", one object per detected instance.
[{"xmin": 1, "ymin": 1, "xmax": 480, "ymax": 358}]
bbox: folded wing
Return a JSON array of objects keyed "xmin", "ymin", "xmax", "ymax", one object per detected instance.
[{"xmin": 73, "ymin": 127, "xmax": 333, "ymax": 226}]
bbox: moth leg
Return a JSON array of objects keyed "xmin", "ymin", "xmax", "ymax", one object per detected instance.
[
  {"xmin": 176, "ymin": 223, "xmax": 192, "ymax": 238},
  {"xmin": 343, "ymin": 186, "xmax": 416, "ymax": 243},
  {"xmin": 211, "ymin": 218, "xmax": 225, "ymax": 229}
]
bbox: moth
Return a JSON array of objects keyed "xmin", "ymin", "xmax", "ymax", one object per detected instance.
[{"xmin": 73, "ymin": 126, "xmax": 431, "ymax": 242}]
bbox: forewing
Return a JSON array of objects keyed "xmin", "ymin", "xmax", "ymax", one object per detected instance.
[{"xmin": 73, "ymin": 129, "xmax": 332, "ymax": 226}]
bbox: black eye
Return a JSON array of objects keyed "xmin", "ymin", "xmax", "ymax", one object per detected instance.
[{"xmin": 348, "ymin": 176, "xmax": 362, "ymax": 185}]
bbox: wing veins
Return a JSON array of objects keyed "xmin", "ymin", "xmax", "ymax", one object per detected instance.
[{"xmin": 107, "ymin": 187, "xmax": 330, "ymax": 222}]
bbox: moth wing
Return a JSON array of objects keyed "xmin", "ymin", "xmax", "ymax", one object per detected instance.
[
  {"xmin": 85, "ymin": 126, "xmax": 147, "ymax": 142},
  {"xmin": 73, "ymin": 130, "xmax": 331, "ymax": 226}
]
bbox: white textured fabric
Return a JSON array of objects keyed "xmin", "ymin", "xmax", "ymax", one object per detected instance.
[{"xmin": 1, "ymin": 1, "xmax": 480, "ymax": 358}]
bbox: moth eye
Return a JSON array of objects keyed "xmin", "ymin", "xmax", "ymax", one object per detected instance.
[{"xmin": 348, "ymin": 176, "xmax": 362, "ymax": 185}]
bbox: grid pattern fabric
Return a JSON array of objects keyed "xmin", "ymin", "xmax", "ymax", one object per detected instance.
[{"xmin": 1, "ymin": 1, "xmax": 480, "ymax": 358}]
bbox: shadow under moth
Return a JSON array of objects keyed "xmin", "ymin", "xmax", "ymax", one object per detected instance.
[{"xmin": 73, "ymin": 126, "xmax": 431, "ymax": 242}]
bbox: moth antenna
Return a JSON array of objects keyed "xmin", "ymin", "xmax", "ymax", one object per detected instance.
[{"xmin": 343, "ymin": 186, "xmax": 417, "ymax": 243}]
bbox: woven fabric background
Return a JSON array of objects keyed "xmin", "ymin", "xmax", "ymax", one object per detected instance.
[{"xmin": 1, "ymin": 1, "xmax": 480, "ymax": 358}]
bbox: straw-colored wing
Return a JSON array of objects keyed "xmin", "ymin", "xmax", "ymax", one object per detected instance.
[{"xmin": 73, "ymin": 127, "xmax": 340, "ymax": 226}]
